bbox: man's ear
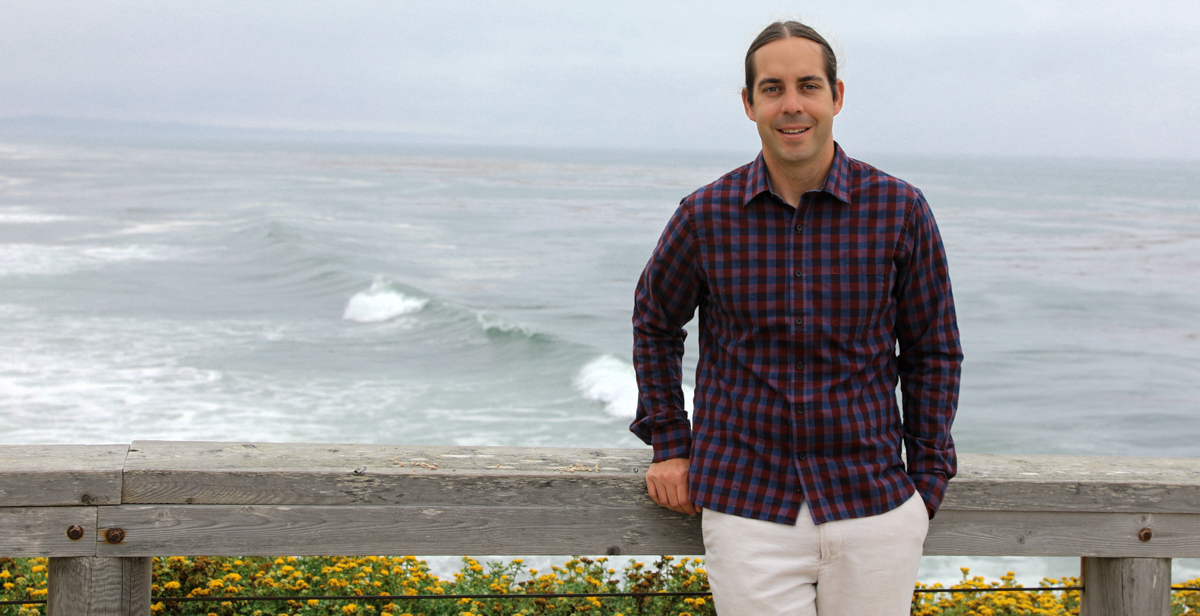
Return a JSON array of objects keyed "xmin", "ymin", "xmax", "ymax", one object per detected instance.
[
  {"xmin": 833, "ymin": 80, "xmax": 845, "ymax": 115},
  {"xmin": 742, "ymin": 87, "xmax": 755, "ymax": 122}
]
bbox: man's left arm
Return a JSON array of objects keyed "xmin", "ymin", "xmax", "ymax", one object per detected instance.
[{"xmin": 894, "ymin": 191, "xmax": 963, "ymax": 519}]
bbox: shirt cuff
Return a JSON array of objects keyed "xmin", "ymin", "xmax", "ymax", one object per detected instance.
[
  {"xmin": 650, "ymin": 422, "xmax": 693, "ymax": 463},
  {"xmin": 910, "ymin": 471, "xmax": 949, "ymax": 519}
]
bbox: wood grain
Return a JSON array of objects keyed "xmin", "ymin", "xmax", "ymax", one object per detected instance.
[
  {"xmin": 0, "ymin": 507, "xmax": 97, "ymax": 557},
  {"xmin": 0, "ymin": 444, "xmax": 128, "ymax": 507},
  {"xmin": 96, "ymin": 504, "xmax": 703, "ymax": 557},
  {"xmin": 1080, "ymin": 557, "xmax": 1171, "ymax": 616},
  {"xmin": 926, "ymin": 510, "xmax": 1200, "ymax": 558},
  {"xmin": 945, "ymin": 453, "xmax": 1200, "ymax": 514},
  {"xmin": 122, "ymin": 444, "xmax": 1200, "ymax": 516},
  {"xmin": 123, "ymin": 441, "xmax": 652, "ymax": 507},
  {"xmin": 48, "ymin": 556, "xmax": 152, "ymax": 616}
]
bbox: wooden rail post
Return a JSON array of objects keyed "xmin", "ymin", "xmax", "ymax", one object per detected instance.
[
  {"xmin": 47, "ymin": 556, "xmax": 152, "ymax": 616},
  {"xmin": 1080, "ymin": 557, "xmax": 1171, "ymax": 616}
]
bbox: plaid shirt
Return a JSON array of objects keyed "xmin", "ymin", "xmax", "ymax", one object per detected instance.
[{"xmin": 631, "ymin": 145, "xmax": 962, "ymax": 525}]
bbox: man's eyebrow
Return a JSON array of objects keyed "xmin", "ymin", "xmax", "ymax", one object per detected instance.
[{"xmin": 756, "ymin": 75, "xmax": 826, "ymax": 89}]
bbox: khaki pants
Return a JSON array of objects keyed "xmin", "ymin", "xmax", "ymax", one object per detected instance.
[{"xmin": 702, "ymin": 494, "xmax": 928, "ymax": 616}]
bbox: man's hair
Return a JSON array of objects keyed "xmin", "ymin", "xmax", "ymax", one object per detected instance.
[{"xmin": 744, "ymin": 21, "xmax": 839, "ymax": 105}]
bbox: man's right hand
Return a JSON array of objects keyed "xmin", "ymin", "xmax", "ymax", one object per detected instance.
[{"xmin": 645, "ymin": 457, "xmax": 698, "ymax": 516}]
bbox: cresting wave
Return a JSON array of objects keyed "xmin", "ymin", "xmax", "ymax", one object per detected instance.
[
  {"xmin": 342, "ymin": 277, "xmax": 429, "ymax": 323},
  {"xmin": 574, "ymin": 354, "xmax": 694, "ymax": 419}
]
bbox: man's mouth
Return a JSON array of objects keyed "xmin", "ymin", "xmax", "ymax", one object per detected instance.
[{"xmin": 779, "ymin": 127, "xmax": 810, "ymax": 135}]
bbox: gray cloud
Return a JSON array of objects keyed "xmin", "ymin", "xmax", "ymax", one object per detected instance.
[{"xmin": 2, "ymin": 0, "xmax": 1197, "ymax": 158}]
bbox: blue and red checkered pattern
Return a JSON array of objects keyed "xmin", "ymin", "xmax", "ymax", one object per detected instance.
[{"xmin": 631, "ymin": 145, "xmax": 962, "ymax": 525}]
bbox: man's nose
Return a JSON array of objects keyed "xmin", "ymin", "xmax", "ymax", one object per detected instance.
[{"xmin": 780, "ymin": 87, "xmax": 805, "ymax": 115}]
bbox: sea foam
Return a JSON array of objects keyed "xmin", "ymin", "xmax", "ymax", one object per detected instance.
[
  {"xmin": 575, "ymin": 354, "xmax": 693, "ymax": 418},
  {"xmin": 0, "ymin": 244, "xmax": 188, "ymax": 276},
  {"xmin": 342, "ymin": 278, "xmax": 429, "ymax": 323}
]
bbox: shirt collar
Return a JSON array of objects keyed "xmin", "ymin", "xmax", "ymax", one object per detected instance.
[{"xmin": 741, "ymin": 142, "xmax": 852, "ymax": 207}]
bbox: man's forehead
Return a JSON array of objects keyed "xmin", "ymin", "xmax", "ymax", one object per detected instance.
[{"xmin": 753, "ymin": 37, "xmax": 827, "ymax": 85}]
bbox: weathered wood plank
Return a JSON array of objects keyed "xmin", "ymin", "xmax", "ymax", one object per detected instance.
[
  {"xmin": 48, "ymin": 556, "xmax": 152, "ymax": 616},
  {"xmin": 1080, "ymin": 557, "xmax": 1171, "ymax": 616},
  {"xmin": 925, "ymin": 510, "xmax": 1200, "ymax": 557},
  {"xmin": 0, "ymin": 444, "xmax": 128, "ymax": 507},
  {"xmin": 122, "ymin": 443, "xmax": 1200, "ymax": 515},
  {"xmin": 945, "ymin": 454, "xmax": 1200, "ymax": 514},
  {"xmin": 123, "ymin": 441, "xmax": 651, "ymax": 507},
  {"xmin": 0, "ymin": 507, "xmax": 97, "ymax": 557},
  {"xmin": 88, "ymin": 504, "xmax": 1200, "ymax": 558},
  {"xmin": 96, "ymin": 504, "xmax": 702, "ymax": 557}
]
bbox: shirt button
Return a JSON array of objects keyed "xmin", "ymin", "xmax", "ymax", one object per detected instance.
[
  {"xmin": 795, "ymin": 403, "xmax": 806, "ymax": 414},
  {"xmin": 795, "ymin": 317, "xmax": 804, "ymax": 325},
  {"xmin": 794, "ymin": 270, "xmax": 803, "ymax": 278},
  {"xmin": 796, "ymin": 361, "xmax": 805, "ymax": 370},
  {"xmin": 798, "ymin": 452, "xmax": 808, "ymax": 461},
  {"xmin": 794, "ymin": 224, "xmax": 804, "ymax": 233}
]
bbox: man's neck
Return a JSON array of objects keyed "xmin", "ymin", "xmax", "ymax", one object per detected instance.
[{"xmin": 761, "ymin": 146, "xmax": 835, "ymax": 208}]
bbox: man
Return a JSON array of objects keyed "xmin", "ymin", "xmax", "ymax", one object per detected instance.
[{"xmin": 630, "ymin": 20, "xmax": 962, "ymax": 616}]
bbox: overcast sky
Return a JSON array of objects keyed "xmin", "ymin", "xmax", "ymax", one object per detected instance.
[{"xmin": 3, "ymin": 0, "xmax": 1199, "ymax": 159}]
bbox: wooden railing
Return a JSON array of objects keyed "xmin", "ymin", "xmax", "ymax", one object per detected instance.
[{"xmin": 3, "ymin": 441, "xmax": 1199, "ymax": 615}]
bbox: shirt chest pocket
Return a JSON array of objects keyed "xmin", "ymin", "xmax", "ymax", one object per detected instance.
[{"xmin": 814, "ymin": 263, "xmax": 894, "ymax": 337}]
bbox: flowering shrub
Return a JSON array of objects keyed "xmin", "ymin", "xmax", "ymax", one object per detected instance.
[
  {"xmin": 2, "ymin": 556, "xmax": 1199, "ymax": 615},
  {"xmin": 0, "ymin": 557, "xmax": 48, "ymax": 616},
  {"xmin": 911, "ymin": 569, "xmax": 1083, "ymax": 616}
]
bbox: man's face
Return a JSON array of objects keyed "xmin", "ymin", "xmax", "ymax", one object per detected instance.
[{"xmin": 742, "ymin": 37, "xmax": 844, "ymax": 175}]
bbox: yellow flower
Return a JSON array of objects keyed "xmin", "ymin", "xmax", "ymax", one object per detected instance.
[{"xmin": 343, "ymin": 604, "xmax": 359, "ymax": 614}]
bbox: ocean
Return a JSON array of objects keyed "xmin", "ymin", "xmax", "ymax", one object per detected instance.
[{"xmin": 1, "ymin": 137, "xmax": 1197, "ymax": 584}]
